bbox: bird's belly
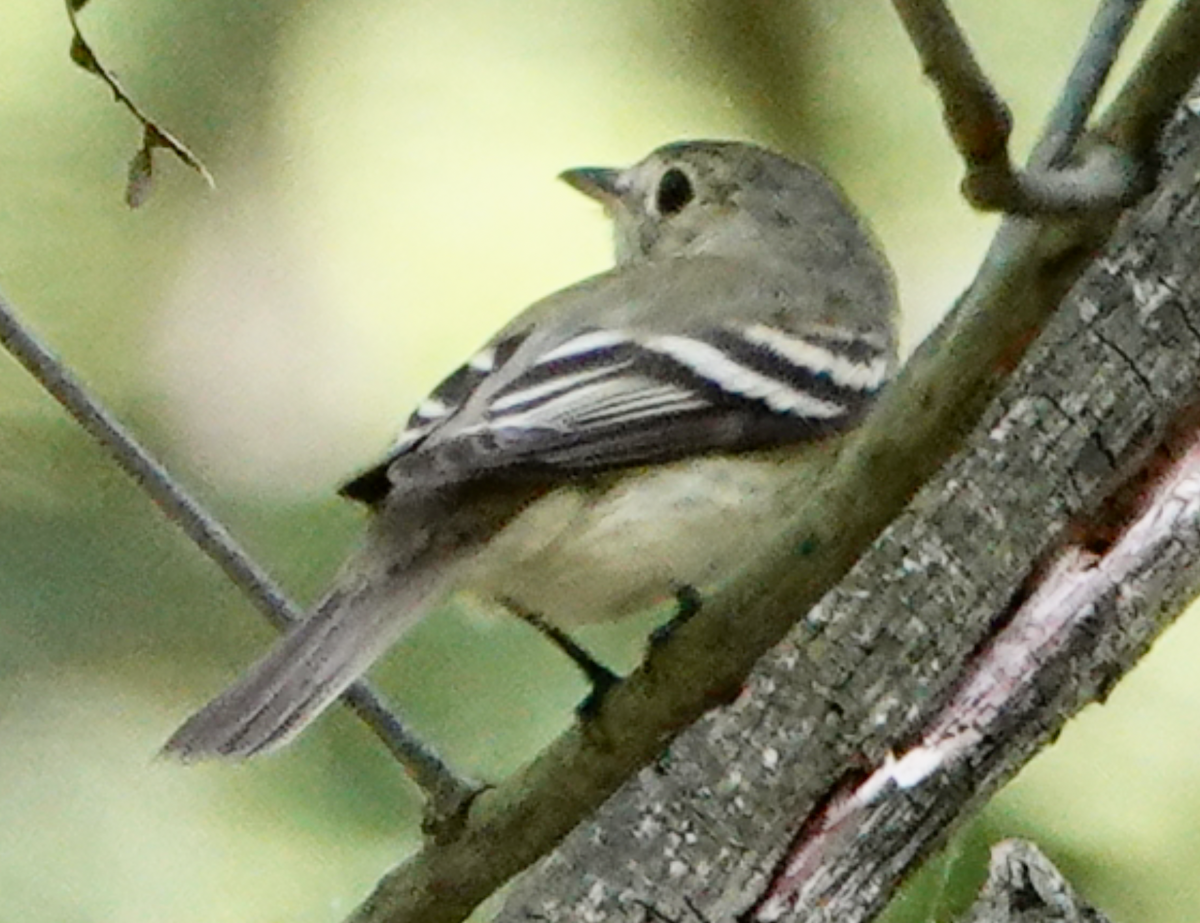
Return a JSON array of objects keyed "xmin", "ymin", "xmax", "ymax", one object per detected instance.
[{"xmin": 465, "ymin": 449, "xmax": 813, "ymax": 628}]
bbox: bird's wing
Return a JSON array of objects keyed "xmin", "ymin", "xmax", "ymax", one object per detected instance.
[{"xmin": 340, "ymin": 312, "xmax": 892, "ymax": 502}]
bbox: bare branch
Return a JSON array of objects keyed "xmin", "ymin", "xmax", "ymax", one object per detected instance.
[
  {"xmin": 1029, "ymin": 0, "xmax": 1143, "ymax": 167},
  {"xmin": 962, "ymin": 841, "xmax": 1113, "ymax": 923},
  {"xmin": 890, "ymin": 0, "xmax": 1014, "ymax": 172},
  {"xmin": 1097, "ymin": 0, "xmax": 1200, "ymax": 158},
  {"xmin": 65, "ymin": 0, "xmax": 214, "ymax": 205},
  {"xmin": 0, "ymin": 288, "xmax": 478, "ymax": 815},
  {"xmin": 893, "ymin": 0, "xmax": 1150, "ymax": 215}
]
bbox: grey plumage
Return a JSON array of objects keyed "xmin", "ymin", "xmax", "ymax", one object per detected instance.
[
  {"xmin": 164, "ymin": 140, "xmax": 898, "ymax": 760},
  {"xmin": 164, "ymin": 488, "xmax": 535, "ymax": 758}
]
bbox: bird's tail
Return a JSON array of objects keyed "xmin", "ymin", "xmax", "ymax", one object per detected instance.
[{"xmin": 162, "ymin": 497, "xmax": 497, "ymax": 760}]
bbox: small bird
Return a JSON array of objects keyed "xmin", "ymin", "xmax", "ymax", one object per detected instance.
[{"xmin": 164, "ymin": 140, "xmax": 899, "ymax": 760}]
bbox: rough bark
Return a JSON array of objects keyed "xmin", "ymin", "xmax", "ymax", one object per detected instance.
[
  {"xmin": 491, "ymin": 87, "xmax": 1200, "ymax": 923},
  {"xmin": 961, "ymin": 841, "xmax": 1111, "ymax": 923}
]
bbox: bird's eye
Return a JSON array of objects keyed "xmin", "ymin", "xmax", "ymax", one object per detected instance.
[{"xmin": 654, "ymin": 168, "xmax": 694, "ymax": 216}]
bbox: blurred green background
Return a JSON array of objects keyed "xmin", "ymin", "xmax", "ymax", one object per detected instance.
[{"xmin": 1, "ymin": 1, "xmax": 1196, "ymax": 921}]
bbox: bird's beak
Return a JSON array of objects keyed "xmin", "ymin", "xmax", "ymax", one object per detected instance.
[{"xmin": 558, "ymin": 166, "xmax": 623, "ymax": 205}]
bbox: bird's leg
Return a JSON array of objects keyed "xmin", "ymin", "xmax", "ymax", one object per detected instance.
[
  {"xmin": 501, "ymin": 597, "xmax": 620, "ymax": 717},
  {"xmin": 648, "ymin": 583, "xmax": 704, "ymax": 649}
]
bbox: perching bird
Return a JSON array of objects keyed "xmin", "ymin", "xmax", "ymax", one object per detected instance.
[{"xmin": 164, "ymin": 140, "xmax": 899, "ymax": 760}]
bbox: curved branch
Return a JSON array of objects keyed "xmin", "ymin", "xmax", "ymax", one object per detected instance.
[{"xmin": 346, "ymin": 8, "xmax": 1200, "ymax": 923}]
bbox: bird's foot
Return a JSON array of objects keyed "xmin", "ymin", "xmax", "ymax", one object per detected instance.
[
  {"xmin": 502, "ymin": 597, "xmax": 621, "ymax": 718},
  {"xmin": 648, "ymin": 583, "xmax": 704, "ymax": 650}
]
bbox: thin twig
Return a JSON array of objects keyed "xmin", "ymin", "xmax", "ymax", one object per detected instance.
[
  {"xmin": 1030, "ymin": 0, "xmax": 1145, "ymax": 168},
  {"xmin": 65, "ymin": 0, "xmax": 214, "ymax": 206},
  {"xmin": 890, "ymin": 0, "xmax": 1013, "ymax": 170},
  {"xmin": 893, "ymin": 0, "xmax": 1149, "ymax": 214},
  {"xmin": 0, "ymin": 286, "xmax": 478, "ymax": 814},
  {"xmin": 1097, "ymin": 0, "xmax": 1200, "ymax": 158},
  {"xmin": 965, "ymin": 841, "xmax": 1114, "ymax": 923}
]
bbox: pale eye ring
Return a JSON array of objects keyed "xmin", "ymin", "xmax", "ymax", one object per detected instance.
[{"xmin": 654, "ymin": 167, "xmax": 694, "ymax": 216}]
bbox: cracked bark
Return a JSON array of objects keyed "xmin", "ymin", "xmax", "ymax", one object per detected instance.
[{"xmin": 492, "ymin": 88, "xmax": 1200, "ymax": 923}]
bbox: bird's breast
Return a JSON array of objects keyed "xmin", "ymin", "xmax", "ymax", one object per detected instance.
[{"xmin": 464, "ymin": 446, "xmax": 829, "ymax": 627}]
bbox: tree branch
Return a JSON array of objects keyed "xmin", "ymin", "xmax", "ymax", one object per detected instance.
[
  {"xmin": 0, "ymin": 290, "xmax": 478, "ymax": 815},
  {"xmin": 754, "ymin": 402, "xmax": 1200, "ymax": 921},
  {"xmin": 893, "ymin": 0, "xmax": 1151, "ymax": 215},
  {"xmin": 345, "ymin": 6, "xmax": 1200, "ymax": 923},
  {"xmin": 961, "ymin": 840, "xmax": 1113, "ymax": 923}
]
